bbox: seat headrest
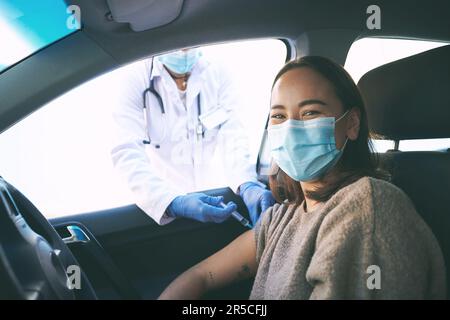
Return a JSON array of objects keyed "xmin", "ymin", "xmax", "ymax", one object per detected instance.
[{"xmin": 358, "ymin": 45, "xmax": 450, "ymax": 140}]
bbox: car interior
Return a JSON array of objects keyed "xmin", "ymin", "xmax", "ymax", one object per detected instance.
[{"xmin": 0, "ymin": 0, "xmax": 449, "ymax": 300}]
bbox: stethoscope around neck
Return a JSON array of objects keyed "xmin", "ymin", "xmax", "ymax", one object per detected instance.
[{"xmin": 142, "ymin": 59, "xmax": 204, "ymax": 148}]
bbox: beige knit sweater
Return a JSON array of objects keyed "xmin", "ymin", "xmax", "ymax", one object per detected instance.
[{"xmin": 250, "ymin": 176, "xmax": 446, "ymax": 299}]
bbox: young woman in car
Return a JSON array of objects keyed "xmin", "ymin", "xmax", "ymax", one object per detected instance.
[{"xmin": 158, "ymin": 56, "xmax": 446, "ymax": 299}]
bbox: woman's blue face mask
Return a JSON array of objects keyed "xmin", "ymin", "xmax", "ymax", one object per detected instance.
[{"xmin": 267, "ymin": 111, "xmax": 349, "ymax": 182}]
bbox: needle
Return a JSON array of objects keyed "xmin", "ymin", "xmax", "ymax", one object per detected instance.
[{"xmin": 220, "ymin": 202, "xmax": 253, "ymax": 229}]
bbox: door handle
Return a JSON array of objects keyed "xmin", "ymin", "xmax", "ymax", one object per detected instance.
[{"xmin": 62, "ymin": 225, "xmax": 90, "ymax": 244}]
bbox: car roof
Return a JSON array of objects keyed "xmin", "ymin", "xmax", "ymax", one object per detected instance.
[
  {"xmin": 84, "ymin": 0, "xmax": 450, "ymax": 64},
  {"xmin": 1, "ymin": 0, "xmax": 449, "ymax": 133}
]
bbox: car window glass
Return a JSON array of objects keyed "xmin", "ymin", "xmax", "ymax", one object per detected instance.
[
  {"xmin": 345, "ymin": 38, "xmax": 450, "ymax": 152},
  {"xmin": 0, "ymin": 0, "xmax": 79, "ymax": 73},
  {"xmin": 0, "ymin": 39, "xmax": 287, "ymax": 218}
]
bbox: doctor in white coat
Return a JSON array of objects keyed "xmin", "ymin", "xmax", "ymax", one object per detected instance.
[{"xmin": 111, "ymin": 48, "xmax": 275, "ymax": 226}]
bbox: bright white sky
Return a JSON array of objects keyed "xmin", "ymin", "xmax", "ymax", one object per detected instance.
[
  {"xmin": 0, "ymin": 39, "xmax": 286, "ymax": 217},
  {"xmin": 0, "ymin": 38, "xmax": 448, "ymax": 218},
  {"xmin": 0, "ymin": 17, "xmax": 34, "ymax": 68},
  {"xmin": 0, "ymin": 2, "xmax": 31, "ymax": 69}
]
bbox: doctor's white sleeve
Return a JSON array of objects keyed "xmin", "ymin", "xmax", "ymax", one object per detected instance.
[
  {"xmin": 110, "ymin": 61, "xmax": 181, "ymax": 225},
  {"xmin": 214, "ymin": 66, "xmax": 264, "ymax": 193}
]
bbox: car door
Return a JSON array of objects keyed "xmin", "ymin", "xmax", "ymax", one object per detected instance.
[
  {"xmin": 0, "ymin": 39, "xmax": 288, "ymax": 300},
  {"xmin": 49, "ymin": 187, "xmax": 254, "ymax": 300}
]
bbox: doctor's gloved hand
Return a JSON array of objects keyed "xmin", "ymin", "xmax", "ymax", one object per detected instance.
[
  {"xmin": 239, "ymin": 182, "xmax": 276, "ymax": 225},
  {"xmin": 167, "ymin": 193, "xmax": 237, "ymax": 223}
]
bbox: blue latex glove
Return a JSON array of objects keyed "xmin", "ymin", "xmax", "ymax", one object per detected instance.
[
  {"xmin": 168, "ymin": 193, "xmax": 237, "ymax": 223},
  {"xmin": 239, "ymin": 182, "xmax": 276, "ymax": 225}
]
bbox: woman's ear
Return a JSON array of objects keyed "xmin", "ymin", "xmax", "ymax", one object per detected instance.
[{"xmin": 346, "ymin": 108, "xmax": 361, "ymax": 141}]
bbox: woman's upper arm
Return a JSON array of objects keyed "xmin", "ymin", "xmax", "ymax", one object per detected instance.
[{"xmin": 196, "ymin": 229, "xmax": 257, "ymax": 291}]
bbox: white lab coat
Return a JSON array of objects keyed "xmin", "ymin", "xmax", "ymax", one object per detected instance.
[{"xmin": 111, "ymin": 57, "xmax": 259, "ymax": 225}]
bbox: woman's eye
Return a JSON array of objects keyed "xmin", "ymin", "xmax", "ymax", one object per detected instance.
[
  {"xmin": 270, "ymin": 113, "xmax": 285, "ymax": 120},
  {"xmin": 302, "ymin": 110, "xmax": 320, "ymax": 118}
]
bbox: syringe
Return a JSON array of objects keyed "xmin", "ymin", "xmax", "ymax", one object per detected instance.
[{"xmin": 220, "ymin": 202, "xmax": 253, "ymax": 229}]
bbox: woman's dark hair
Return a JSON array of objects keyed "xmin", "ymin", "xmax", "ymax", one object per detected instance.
[{"xmin": 269, "ymin": 56, "xmax": 388, "ymax": 205}]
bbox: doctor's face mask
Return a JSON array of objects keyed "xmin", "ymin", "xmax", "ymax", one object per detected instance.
[{"xmin": 157, "ymin": 48, "xmax": 202, "ymax": 75}]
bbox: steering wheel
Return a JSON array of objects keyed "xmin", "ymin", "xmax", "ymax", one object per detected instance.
[{"xmin": 0, "ymin": 177, "xmax": 97, "ymax": 299}]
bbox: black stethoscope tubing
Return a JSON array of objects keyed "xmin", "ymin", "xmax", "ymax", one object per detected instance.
[{"xmin": 142, "ymin": 59, "xmax": 203, "ymax": 147}]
